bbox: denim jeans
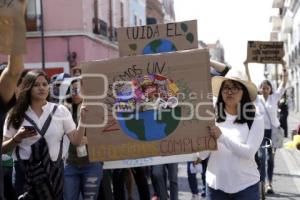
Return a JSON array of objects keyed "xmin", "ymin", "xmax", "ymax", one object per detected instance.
[
  {"xmin": 259, "ymin": 129, "xmax": 274, "ymax": 183},
  {"xmin": 152, "ymin": 163, "xmax": 178, "ymax": 200},
  {"xmin": 64, "ymin": 162, "xmax": 103, "ymax": 200},
  {"xmin": 206, "ymin": 182, "xmax": 259, "ymax": 200}
]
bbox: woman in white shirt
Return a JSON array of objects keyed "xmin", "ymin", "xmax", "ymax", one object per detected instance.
[
  {"xmin": 199, "ymin": 71, "xmax": 264, "ymax": 200},
  {"xmin": 2, "ymin": 70, "xmax": 86, "ymax": 199},
  {"xmin": 257, "ymin": 69, "xmax": 288, "ymax": 194}
]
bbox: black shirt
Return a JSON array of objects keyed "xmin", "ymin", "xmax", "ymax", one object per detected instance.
[{"xmin": 0, "ymin": 96, "xmax": 16, "ymax": 198}]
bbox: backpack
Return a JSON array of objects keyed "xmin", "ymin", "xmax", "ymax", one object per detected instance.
[{"xmin": 17, "ymin": 105, "xmax": 64, "ymax": 200}]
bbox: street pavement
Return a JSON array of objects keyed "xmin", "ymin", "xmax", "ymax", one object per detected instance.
[{"xmin": 264, "ymin": 112, "xmax": 300, "ymax": 200}]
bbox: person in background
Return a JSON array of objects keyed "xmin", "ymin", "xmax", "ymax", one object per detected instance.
[
  {"xmin": 63, "ymin": 78, "xmax": 103, "ymax": 200},
  {"xmin": 198, "ymin": 70, "xmax": 264, "ymax": 200},
  {"xmin": 257, "ymin": 67, "xmax": 288, "ymax": 194},
  {"xmin": 0, "ymin": 59, "xmax": 25, "ymax": 199},
  {"xmin": 112, "ymin": 167, "xmax": 150, "ymax": 200},
  {"xmin": 2, "ymin": 70, "xmax": 86, "ymax": 199},
  {"xmin": 278, "ymin": 92, "xmax": 289, "ymax": 138},
  {"xmin": 72, "ymin": 66, "xmax": 82, "ymax": 77},
  {"xmin": 2, "ymin": 70, "xmax": 28, "ymax": 200},
  {"xmin": 151, "ymin": 163, "xmax": 178, "ymax": 200},
  {"xmin": 0, "ymin": 43, "xmax": 26, "ymax": 200},
  {"xmin": 187, "ymin": 158, "xmax": 208, "ymax": 200}
]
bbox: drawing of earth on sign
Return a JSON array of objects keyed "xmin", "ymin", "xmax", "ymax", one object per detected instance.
[
  {"xmin": 117, "ymin": 108, "xmax": 181, "ymax": 141},
  {"xmin": 143, "ymin": 39, "xmax": 177, "ymax": 54},
  {"xmin": 115, "ymin": 74, "xmax": 181, "ymax": 141}
]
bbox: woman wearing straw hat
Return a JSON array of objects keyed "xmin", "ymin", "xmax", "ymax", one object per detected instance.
[{"xmin": 198, "ymin": 70, "xmax": 264, "ymax": 200}]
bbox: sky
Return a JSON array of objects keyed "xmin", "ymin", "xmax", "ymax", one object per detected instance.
[{"xmin": 174, "ymin": 0, "xmax": 274, "ymax": 86}]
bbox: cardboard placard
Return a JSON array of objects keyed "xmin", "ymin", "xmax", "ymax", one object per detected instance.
[
  {"xmin": 117, "ymin": 20, "xmax": 198, "ymax": 57},
  {"xmin": 0, "ymin": 0, "xmax": 27, "ymax": 54},
  {"xmin": 81, "ymin": 49, "xmax": 216, "ymax": 161},
  {"xmin": 246, "ymin": 41, "xmax": 284, "ymax": 64}
]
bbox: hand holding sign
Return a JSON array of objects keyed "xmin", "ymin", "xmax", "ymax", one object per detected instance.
[{"xmin": 0, "ymin": 0, "xmax": 27, "ymax": 54}]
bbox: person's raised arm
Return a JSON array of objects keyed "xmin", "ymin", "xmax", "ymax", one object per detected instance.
[
  {"xmin": 210, "ymin": 59, "xmax": 231, "ymax": 76},
  {"xmin": 0, "ymin": 55, "xmax": 24, "ymax": 103},
  {"xmin": 281, "ymin": 62, "xmax": 288, "ymax": 89}
]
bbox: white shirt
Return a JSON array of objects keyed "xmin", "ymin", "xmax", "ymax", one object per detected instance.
[
  {"xmin": 198, "ymin": 112, "xmax": 264, "ymax": 193},
  {"xmin": 4, "ymin": 102, "xmax": 76, "ymax": 161},
  {"xmin": 256, "ymin": 83, "xmax": 286, "ymax": 129}
]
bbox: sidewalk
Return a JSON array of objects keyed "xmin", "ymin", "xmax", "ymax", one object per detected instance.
[
  {"xmin": 265, "ymin": 148, "xmax": 300, "ymax": 199},
  {"xmin": 265, "ymin": 112, "xmax": 300, "ymax": 199}
]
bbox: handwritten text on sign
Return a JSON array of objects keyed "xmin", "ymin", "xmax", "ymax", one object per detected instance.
[
  {"xmin": 117, "ymin": 20, "xmax": 198, "ymax": 57},
  {"xmin": 247, "ymin": 41, "xmax": 284, "ymax": 64}
]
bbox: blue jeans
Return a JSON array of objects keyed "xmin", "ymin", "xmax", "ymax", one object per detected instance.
[
  {"xmin": 259, "ymin": 129, "xmax": 274, "ymax": 183},
  {"xmin": 152, "ymin": 163, "xmax": 178, "ymax": 200},
  {"xmin": 206, "ymin": 182, "xmax": 259, "ymax": 200},
  {"xmin": 64, "ymin": 162, "xmax": 103, "ymax": 200}
]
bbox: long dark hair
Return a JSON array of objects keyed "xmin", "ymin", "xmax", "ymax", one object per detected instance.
[
  {"xmin": 260, "ymin": 80, "xmax": 273, "ymax": 95},
  {"xmin": 215, "ymin": 80, "xmax": 256, "ymax": 128},
  {"xmin": 7, "ymin": 70, "xmax": 49, "ymax": 129}
]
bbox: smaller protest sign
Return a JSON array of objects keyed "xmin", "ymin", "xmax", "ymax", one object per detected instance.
[
  {"xmin": 0, "ymin": 0, "xmax": 27, "ymax": 54},
  {"xmin": 246, "ymin": 41, "xmax": 284, "ymax": 64}
]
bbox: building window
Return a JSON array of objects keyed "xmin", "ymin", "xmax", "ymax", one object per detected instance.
[
  {"xmin": 139, "ymin": 19, "xmax": 142, "ymax": 25},
  {"xmin": 26, "ymin": 0, "xmax": 38, "ymax": 31},
  {"xmin": 93, "ymin": 0, "xmax": 99, "ymax": 34},
  {"xmin": 120, "ymin": 2, "xmax": 124, "ymax": 27}
]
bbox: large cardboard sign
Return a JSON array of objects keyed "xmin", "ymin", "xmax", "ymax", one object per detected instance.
[
  {"xmin": 81, "ymin": 49, "xmax": 216, "ymax": 162},
  {"xmin": 117, "ymin": 20, "xmax": 198, "ymax": 57},
  {"xmin": 246, "ymin": 41, "xmax": 284, "ymax": 64},
  {"xmin": 0, "ymin": 0, "xmax": 27, "ymax": 54}
]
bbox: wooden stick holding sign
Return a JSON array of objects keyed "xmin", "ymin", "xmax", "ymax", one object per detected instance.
[
  {"xmin": 244, "ymin": 40, "xmax": 285, "ymax": 81},
  {"xmin": 0, "ymin": 0, "xmax": 27, "ymax": 54}
]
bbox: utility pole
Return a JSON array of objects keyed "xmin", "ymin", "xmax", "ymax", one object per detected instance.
[
  {"xmin": 40, "ymin": 0, "xmax": 45, "ymax": 70},
  {"xmin": 109, "ymin": 0, "xmax": 113, "ymax": 40}
]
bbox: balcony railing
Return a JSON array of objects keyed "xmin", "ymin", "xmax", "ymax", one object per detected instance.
[
  {"xmin": 26, "ymin": 14, "xmax": 40, "ymax": 32},
  {"xmin": 92, "ymin": 18, "xmax": 118, "ymax": 41}
]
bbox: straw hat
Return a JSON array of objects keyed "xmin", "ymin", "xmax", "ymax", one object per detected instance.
[{"xmin": 211, "ymin": 70, "xmax": 257, "ymax": 101}]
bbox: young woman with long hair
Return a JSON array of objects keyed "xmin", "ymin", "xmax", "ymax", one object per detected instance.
[{"xmin": 2, "ymin": 70, "xmax": 87, "ymax": 199}]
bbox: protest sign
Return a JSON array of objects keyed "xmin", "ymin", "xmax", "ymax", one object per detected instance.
[
  {"xmin": 117, "ymin": 20, "xmax": 198, "ymax": 57},
  {"xmin": 81, "ymin": 49, "xmax": 216, "ymax": 162},
  {"xmin": 246, "ymin": 41, "xmax": 284, "ymax": 64},
  {"xmin": 0, "ymin": 0, "xmax": 27, "ymax": 54}
]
